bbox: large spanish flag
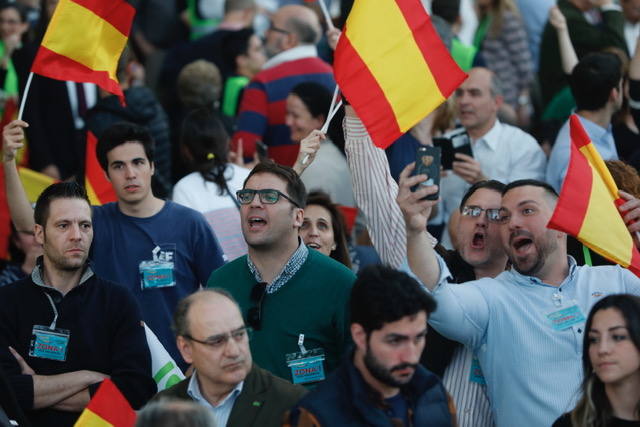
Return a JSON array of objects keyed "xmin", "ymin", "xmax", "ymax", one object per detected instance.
[
  {"xmin": 31, "ymin": 0, "xmax": 135, "ymax": 102},
  {"xmin": 85, "ymin": 130, "xmax": 116, "ymax": 205},
  {"xmin": 334, "ymin": 0, "xmax": 466, "ymax": 149},
  {"xmin": 548, "ymin": 115, "xmax": 640, "ymax": 276},
  {"xmin": 74, "ymin": 379, "xmax": 136, "ymax": 427}
]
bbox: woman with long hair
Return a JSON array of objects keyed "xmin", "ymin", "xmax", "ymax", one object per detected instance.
[{"xmin": 553, "ymin": 294, "xmax": 640, "ymax": 426}]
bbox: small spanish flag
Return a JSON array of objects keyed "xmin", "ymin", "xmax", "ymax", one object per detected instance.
[
  {"xmin": 74, "ymin": 379, "xmax": 136, "ymax": 427},
  {"xmin": 85, "ymin": 130, "xmax": 117, "ymax": 205},
  {"xmin": 31, "ymin": 0, "xmax": 135, "ymax": 103},
  {"xmin": 548, "ymin": 115, "xmax": 640, "ymax": 276},
  {"xmin": 334, "ymin": 0, "xmax": 466, "ymax": 149}
]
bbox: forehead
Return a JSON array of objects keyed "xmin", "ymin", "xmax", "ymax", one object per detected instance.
[
  {"xmin": 304, "ymin": 204, "xmax": 332, "ymax": 221},
  {"xmin": 245, "ymin": 172, "xmax": 288, "ymax": 192},
  {"xmin": 47, "ymin": 198, "xmax": 92, "ymax": 223},
  {"xmin": 465, "ymin": 188, "xmax": 502, "ymax": 208},
  {"xmin": 459, "ymin": 69, "xmax": 491, "ymax": 93},
  {"xmin": 374, "ymin": 312, "xmax": 427, "ymax": 337},
  {"xmin": 286, "ymin": 94, "xmax": 306, "ymax": 111},
  {"xmin": 106, "ymin": 141, "xmax": 147, "ymax": 163},
  {"xmin": 592, "ymin": 307, "xmax": 626, "ymax": 329},
  {"xmin": 188, "ymin": 295, "xmax": 244, "ymax": 335},
  {"xmin": 501, "ymin": 185, "xmax": 546, "ymax": 209}
]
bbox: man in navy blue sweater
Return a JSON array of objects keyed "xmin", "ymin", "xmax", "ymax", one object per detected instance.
[{"xmin": 0, "ymin": 182, "xmax": 156, "ymax": 427}]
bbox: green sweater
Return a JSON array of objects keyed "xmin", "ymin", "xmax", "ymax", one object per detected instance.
[{"xmin": 207, "ymin": 250, "xmax": 355, "ymax": 383}]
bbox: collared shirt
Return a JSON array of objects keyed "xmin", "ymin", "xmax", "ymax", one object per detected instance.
[
  {"xmin": 436, "ymin": 120, "xmax": 546, "ymax": 247},
  {"xmin": 187, "ymin": 371, "xmax": 244, "ymax": 427},
  {"xmin": 547, "ymin": 114, "xmax": 618, "ymax": 192},
  {"xmin": 247, "ymin": 241, "xmax": 309, "ymax": 294},
  {"xmin": 422, "ymin": 254, "xmax": 640, "ymax": 427},
  {"xmin": 262, "ymin": 45, "xmax": 318, "ymax": 70},
  {"xmin": 31, "ymin": 258, "xmax": 94, "ymax": 291},
  {"xmin": 625, "ymin": 20, "xmax": 640, "ymax": 57}
]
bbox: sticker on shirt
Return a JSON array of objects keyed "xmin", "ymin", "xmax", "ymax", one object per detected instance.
[
  {"xmin": 469, "ymin": 356, "xmax": 486, "ymax": 385},
  {"xmin": 139, "ymin": 244, "xmax": 176, "ymax": 290},
  {"xmin": 286, "ymin": 348, "xmax": 326, "ymax": 385},
  {"xmin": 29, "ymin": 325, "xmax": 70, "ymax": 361},
  {"xmin": 546, "ymin": 302, "xmax": 586, "ymax": 331}
]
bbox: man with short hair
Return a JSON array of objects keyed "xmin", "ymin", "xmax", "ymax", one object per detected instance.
[
  {"xmin": 287, "ymin": 265, "xmax": 455, "ymax": 426},
  {"xmin": 398, "ymin": 172, "xmax": 640, "ymax": 426},
  {"xmin": 0, "ymin": 182, "xmax": 156, "ymax": 427},
  {"xmin": 232, "ymin": 4, "xmax": 335, "ymax": 166},
  {"xmin": 153, "ymin": 289, "xmax": 306, "ymax": 426},
  {"xmin": 207, "ymin": 161, "xmax": 354, "ymax": 384},
  {"xmin": 3, "ymin": 120, "xmax": 226, "ymax": 369},
  {"xmin": 547, "ymin": 52, "xmax": 624, "ymax": 192}
]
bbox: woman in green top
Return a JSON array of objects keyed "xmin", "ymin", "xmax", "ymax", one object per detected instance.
[{"xmin": 0, "ymin": 3, "xmax": 30, "ymax": 111}]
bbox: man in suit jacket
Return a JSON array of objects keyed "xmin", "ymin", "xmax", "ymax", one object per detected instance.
[{"xmin": 152, "ymin": 289, "xmax": 306, "ymax": 427}]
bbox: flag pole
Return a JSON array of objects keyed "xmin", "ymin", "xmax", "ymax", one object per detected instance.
[
  {"xmin": 302, "ymin": 85, "xmax": 342, "ymax": 165},
  {"xmin": 318, "ymin": 0, "xmax": 334, "ymax": 30},
  {"xmin": 17, "ymin": 72, "xmax": 33, "ymax": 121}
]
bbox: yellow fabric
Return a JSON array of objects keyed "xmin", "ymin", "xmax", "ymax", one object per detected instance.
[
  {"xmin": 18, "ymin": 167, "xmax": 55, "ymax": 203},
  {"xmin": 73, "ymin": 408, "xmax": 114, "ymax": 427},
  {"xmin": 42, "ymin": 0, "xmax": 127, "ymax": 80},
  {"xmin": 344, "ymin": 0, "xmax": 444, "ymax": 131},
  {"xmin": 84, "ymin": 178, "xmax": 101, "ymax": 206}
]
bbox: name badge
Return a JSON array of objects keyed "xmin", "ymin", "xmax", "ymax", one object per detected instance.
[
  {"xmin": 29, "ymin": 325, "xmax": 70, "ymax": 361},
  {"xmin": 139, "ymin": 245, "xmax": 176, "ymax": 290},
  {"xmin": 286, "ymin": 348, "xmax": 326, "ymax": 385},
  {"xmin": 546, "ymin": 303, "xmax": 586, "ymax": 331},
  {"xmin": 468, "ymin": 355, "xmax": 486, "ymax": 385}
]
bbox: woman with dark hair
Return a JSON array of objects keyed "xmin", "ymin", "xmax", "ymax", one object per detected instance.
[
  {"xmin": 172, "ymin": 108, "xmax": 249, "ymax": 260},
  {"xmin": 553, "ymin": 294, "xmax": 640, "ymax": 427},
  {"xmin": 300, "ymin": 190, "xmax": 352, "ymax": 269},
  {"xmin": 0, "ymin": 2, "xmax": 32, "ymax": 110}
]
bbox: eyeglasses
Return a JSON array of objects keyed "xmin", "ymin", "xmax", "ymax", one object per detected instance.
[
  {"xmin": 247, "ymin": 282, "xmax": 268, "ymax": 331},
  {"xmin": 461, "ymin": 205, "xmax": 502, "ymax": 223},
  {"xmin": 184, "ymin": 326, "xmax": 252, "ymax": 349},
  {"xmin": 236, "ymin": 189, "xmax": 301, "ymax": 208},
  {"xmin": 268, "ymin": 22, "xmax": 289, "ymax": 35}
]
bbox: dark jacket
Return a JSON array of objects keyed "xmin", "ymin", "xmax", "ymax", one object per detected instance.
[
  {"xmin": 153, "ymin": 364, "xmax": 307, "ymax": 427},
  {"xmin": 288, "ymin": 354, "xmax": 455, "ymax": 426}
]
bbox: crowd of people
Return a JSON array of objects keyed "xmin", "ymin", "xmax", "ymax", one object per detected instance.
[{"xmin": 0, "ymin": 0, "xmax": 639, "ymax": 426}]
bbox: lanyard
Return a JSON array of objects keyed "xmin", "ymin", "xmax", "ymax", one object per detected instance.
[{"xmin": 43, "ymin": 292, "xmax": 59, "ymax": 329}]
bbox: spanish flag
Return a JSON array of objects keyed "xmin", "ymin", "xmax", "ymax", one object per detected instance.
[
  {"xmin": 85, "ymin": 130, "xmax": 116, "ymax": 205},
  {"xmin": 74, "ymin": 379, "xmax": 136, "ymax": 427},
  {"xmin": 31, "ymin": 0, "xmax": 135, "ymax": 103},
  {"xmin": 548, "ymin": 115, "xmax": 640, "ymax": 276},
  {"xmin": 334, "ymin": 0, "xmax": 466, "ymax": 149}
]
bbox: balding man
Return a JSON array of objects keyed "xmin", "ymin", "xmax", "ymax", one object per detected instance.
[
  {"xmin": 435, "ymin": 67, "xmax": 546, "ymax": 248},
  {"xmin": 152, "ymin": 289, "xmax": 306, "ymax": 427},
  {"xmin": 232, "ymin": 4, "xmax": 335, "ymax": 166}
]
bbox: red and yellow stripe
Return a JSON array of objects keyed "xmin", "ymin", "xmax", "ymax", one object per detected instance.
[
  {"xmin": 85, "ymin": 131, "xmax": 116, "ymax": 205},
  {"xmin": 74, "ymin": 379, "xmax": 136, "ymax": 427},
  {"xmin": 548, "ymin": 115, "xmax": 640, "ymax": 275},
  {"xmin": 334, "ymin": 0, "xmax": 466, "ymax": 148},
  {"xmin": 31, "ymin": 0, "xmax": 135, "ymax": 101}
]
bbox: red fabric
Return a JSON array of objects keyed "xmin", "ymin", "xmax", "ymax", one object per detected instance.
[
  {"xmin": 85, "ymin": 131, "xmax": 117, "ymax": 204},
  {"xmin": 86, "ymin": 379, "xmax": 136, "ymax": 427},
  {"xmin": 71, "ymin": 0, "xmax": 135, "ymax": 35}
]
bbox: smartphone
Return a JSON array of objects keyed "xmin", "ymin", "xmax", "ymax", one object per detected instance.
[
  {"xmin": 411, "ymin": 146, "xmax": 441, "ymax": 200},
  {"xmin": 433, "ymin": 132, "xmax": 472, "ymax": 170},
  {"xmin": 255, "ymin": 141, "xmax": 268, "ymax": 161}
]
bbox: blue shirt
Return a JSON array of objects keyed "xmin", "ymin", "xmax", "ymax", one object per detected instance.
[
  {"xmin": 187, "ymin": 371, "xmax": 243, "ymax": 426},
  {"xmin": 426, "ymin": 255, "xmax": 640, "ymax": 427},
  {"xmin": 546, "ymin": 114, "xmax": 618, "ymax": 192}
]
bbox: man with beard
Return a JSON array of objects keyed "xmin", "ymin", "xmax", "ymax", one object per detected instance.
[
  {"xmin": 0, "ymin": 182, "xmax": 156, "ymax": 427},
  {"xmin": 398, "ymin": 176, "xmax": 640, "ymax": 427},
  {"xmin": 286, "ymin": 265, "xmax": 455, "ymax": 426}
]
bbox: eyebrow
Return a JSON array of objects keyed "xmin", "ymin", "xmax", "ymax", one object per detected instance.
[
  {"xmin": 516, "ymin": 200, "xmax": 539, "ymax": 207},
  {"xmin": 205, "ymin": 325, "xmax": 246, "ymax": 340},
  {"xmin": 589, "ymin": 326, "xmax": 627, "ymax": 333}
]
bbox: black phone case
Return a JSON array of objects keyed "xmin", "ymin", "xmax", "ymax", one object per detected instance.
[{"xmin": 412, "ymin": 146, "xmax": 441, "ymax": 200}]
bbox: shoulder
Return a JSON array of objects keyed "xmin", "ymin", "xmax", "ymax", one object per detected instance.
[
  {"xmin": 163, "ymin": 201, "xmax": 209, "ymax": 225},
  {"xmin": 248, "ymin": 365, "xmax": 307, "ymax": 401},
  {"xmin": 499, "ymin": 122, "xmax": 538, "ymax": 146},
  {"xmin": 174, "ymin": 172, "xmax": 204, "ymax": 190},
  {"xmin": 209, "ymin": 256, "xmax": 248, "ymax": 279},
  {"xmin": 88, "ymin": 275, "xmax": 139, "ymax": 305},
  {"xmin": 151, "ymin": 378, "xmax": 191, "ymax": 402},
  {"xmin": 304, "ymin": 251, "xmax": 355, "ymax": 286}
]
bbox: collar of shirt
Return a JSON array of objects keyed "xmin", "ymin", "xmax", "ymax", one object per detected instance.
[
  {"xmin": 504, "ymin": 256, "xmax": 578, "ymax": 288},
  {"xmin": 247, "ymin": 240, "xmax": 309, "ymax": 294},
  {"xmin": 262, "ymin": 45, "xmax": 318, "ymax": 70},
  {"xmin": 187, "ymin": 371, "xmax": 244, "ymax": 416},
  {"xmin": 576, "ymin": 114, "xmax": 613, "ymax": 147},
  {"xmin": 472, "ymin": 119, "xmax": 502, "ymax": 152},
  {"xmin": 31, "ymin": 256, "xmax": 94, "ymax": 290}
]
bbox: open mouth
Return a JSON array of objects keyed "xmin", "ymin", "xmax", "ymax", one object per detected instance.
[
  {"xmin": 306, "ymin": 242, "xmax": 321, "ymax": 250},
  {"xmin": 248, "ymin": 217, "xmax": 266, "ymax": 229},
  {"xmin": 471, "ymin": 231, "xmax": 485, "ymax": 249},
  {"xmin": 511, "ymin": 235, "xmax": 533, "ymax": 254}
]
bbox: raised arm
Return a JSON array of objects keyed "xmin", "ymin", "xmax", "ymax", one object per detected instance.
[
  {"xmin": 2, "ymin": 120, "xmax": 35, "ymax": 232},
  {"xmin": 549, "ymin": 6, "xmax": 578, "ymax": 75}
]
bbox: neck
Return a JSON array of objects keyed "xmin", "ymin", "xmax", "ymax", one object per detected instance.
[
  {"xmin": 42, "ymin": 259, "xmax": 84, "ymax": 295},
  {"xmin": 577, "ymin": 109, "xmax": 612, "ymax": 129},
  {"xmin": 353, "ymin": 349, "xmax": 399, "ymax": 399},
  {"xmin": 474, "ymin": 256, "xmax": 508, "ymax": 279},
  {"xmin": 117, "ymin": 195, "xmax": 164, "ymax": 218},
  {"xmin": 538, "ymin": 249, "xmax": 570, "ymax": 287},
  {"xmin": 248, "ymin": 236, "xmax": 299, "ymax": 283},
  {"xmin": 605, "ymin": 375, "xmax": 640, "ymax": 421},
  {"xmin": 467, "ymin": 117, "xmax": 497, "ymax": 141},
  {"xmin": 197, "ymin": 374, "xmax": 237, "ymax": 407}
]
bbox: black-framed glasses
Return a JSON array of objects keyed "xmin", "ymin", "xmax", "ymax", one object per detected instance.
[
  {"xmin": 247, "ymin": 282, "xmax": 267, "ymax": 331},
  {"xmin": 461, "ymin": 205, "xmax": 502, "ymax": 223},
  {"xmin": 268, "ymin": 22, "xmax": 289, "ymax": 35},
  {"xmin": 236, "ymin": 189, "xmax": 301, "ymax": 208},
  {"xmin": 184, "ymin": 326, "xmax": 252, "ymax": 349}
]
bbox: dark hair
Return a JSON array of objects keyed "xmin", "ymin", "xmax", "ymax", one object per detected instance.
[
  {"xmin": 305, "ymin": 190, "xmax": 351, "ymax": 269},
  {"xmin": 570, "ymin": 294, "xmax": 640, "ymax": 426},
  {"xmin": 570, "ymin": 52, "xmax": 622, "ymax": 111},
  {"xmin": 221, "ymin": 29, "xmax": 254, "ymax": 74},
  {"xmin": 502, "ymin": 179, "xmax": 559, "ymax": 198},
  {"xmin": 432, "ymin": 0, "xmax": 460, "ymax": 24},
  {"xmin": 180, "ymin": 108, "xmax": 230, "ymax": 196},
  {"xmin": 136, "ymin": 399, "xmax": 216, "ymax": 427},
  {"xmin": 459, "ymin": 179, "xmax": 505, "ymax": 212},
  {"xmin": 350, "ymin": 265, "xmax": 437, "ymax": 334},
  {"xmin": 244, "ymin": 160, "xmax": 307, "ymax": 208},
  {"xmin": 172, "ymin": 288, "xmax": 237, "ymax": 337},
  {"xmin": 96, "ymin": 122, "xmax": 155, "ymax": 174},
  {"xmin": 34, "ymin": 182, "xmax": 91, "ymax": 226},
  {"xmin": 0, "ymin": 3, "xmax": 28, "ymax": 23}
]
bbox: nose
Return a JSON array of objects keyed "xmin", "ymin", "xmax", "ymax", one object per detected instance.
[
  {"xmin": 308, "ymin": 223, "xmax": 319, "ymax": 237},
  {"xmin": 69, "ymin": 223, "xmax": 82, "ymax": 240},
  {"xmin": 124, "ymin": 163, "xmax": 136, "ymax": 179},
  {"xmin": 399, "ymin": 341, "xmax": 422, "ymax": 364},
  {"xmin": 597, "ymin": 337, "xmax": 612, "ymax": 355},
  {"xmin": 248, "ymin": 192, "xmax": 263, "ymax": 207},
  {"xmin": 223, "ymin": 335, "xmax": 242, "ymax": 358}
]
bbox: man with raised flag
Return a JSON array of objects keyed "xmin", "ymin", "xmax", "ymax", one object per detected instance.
[{"xmin": 396, "ymin": 114, "xmax": 640, "ymax": 425}]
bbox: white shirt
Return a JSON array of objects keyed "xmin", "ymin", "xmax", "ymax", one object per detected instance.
[
  {"xmin": 302, "ymin": 140, "xmax": 355, "ymax": 207},
  {"xmin": 625, "ymin": 20, "xmax": 640, "ymax": 58}
]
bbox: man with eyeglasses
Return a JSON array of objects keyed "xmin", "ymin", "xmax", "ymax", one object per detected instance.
[
  {"xmin": 207, "ymin": 161, "xmax": 355, "ymax": 386},
  {"xmin": 398, "ymin": 175, "xmax": 640, "ymax": 427},
  {"xmin": 231, "ymin": 4, "xmax": 335, "ymax": 166},
  {"xmin": 152, "ymin": 289, "xmax": 306, "ymax": 426}
]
